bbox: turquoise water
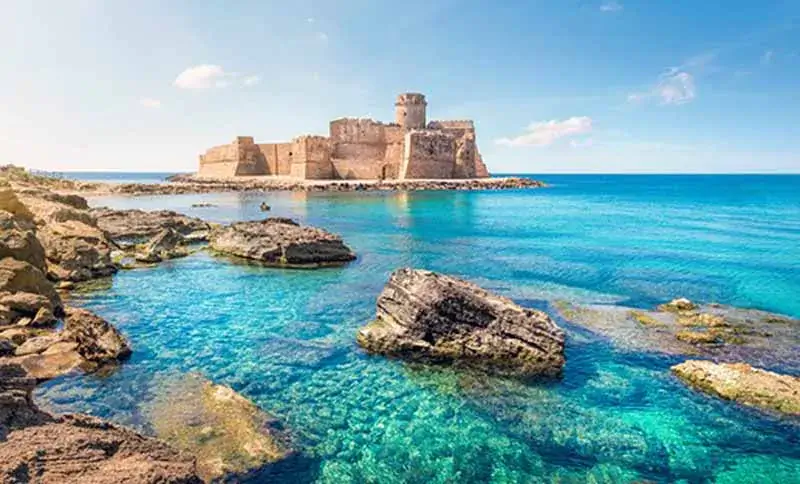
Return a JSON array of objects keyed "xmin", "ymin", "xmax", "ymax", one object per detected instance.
[{"xmin": 37, "ymin": 175, "xmax": 800, "ymax": 483}]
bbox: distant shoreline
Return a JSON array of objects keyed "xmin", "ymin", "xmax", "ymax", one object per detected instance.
[{"xmin": 59, "ymin": 174, "xmax": 546, "ymax": 196}]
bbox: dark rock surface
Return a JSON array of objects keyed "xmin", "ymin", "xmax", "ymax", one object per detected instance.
[
  {"xmin": 209, "ymin": 218, "xmax": 356, "ymax": 267},
  {"xmin": 357, "ymin": 268, "xmax": 566, "ymax": 377}
]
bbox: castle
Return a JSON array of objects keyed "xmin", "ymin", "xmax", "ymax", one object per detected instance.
[{"xmin": 197, "ymin": 93, "xmax": 489, "ymax": 180}]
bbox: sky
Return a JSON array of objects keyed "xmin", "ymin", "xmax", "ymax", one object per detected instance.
[{"xmin": 1, "ymin": 0, "xmax": 799, "ymax": 174}]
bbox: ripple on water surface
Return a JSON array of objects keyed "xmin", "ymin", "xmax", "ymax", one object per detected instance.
[{"xmin": 41, "ymin": 175, "xmax": 800, "ymax": 482}]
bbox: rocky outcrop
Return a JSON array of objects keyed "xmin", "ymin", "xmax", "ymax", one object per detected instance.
[
  {"xmin": 15, "ymin": 191, "xmax": 117, "ymax": 282},
  {"xmin": 554, "ymin": 299, "xmax": 800, "ymax": 372},
  {"xmin": 0, "ymin": 306, "xmax": 130, "ymax": 380},
  {"xmin": 209, "ymin": 218, "xmax": 356, "ymax": 267},
  {"xmin": 0, "ymin": 209, "xmax": 46, "ymax": 272},
  {"xmin": 146, "ymin": 374, "xmax": 292, "ymax": 482},
  {"xmin": 671, "ymin": 360, "xmax": 800, "ymax": 416},
  {"xmin": 91, "ymin": 208, "xmax": 211, "ymax": 245},
  {"xmin": 135, "ymin": 228, "xmax": 189, "ymax": 263},
  {"xmin": 357, "ymin": 269, "xmax": 566, "ymax": 377},
  {"xmin": 0, "ymin": 364, "xmax": 202, "ymax": 483},
  {"xmin": 0, "ymin": 257, "xmax": 63, "ymax": 326}
]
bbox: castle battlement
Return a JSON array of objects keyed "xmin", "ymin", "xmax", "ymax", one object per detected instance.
[{"xmin": 197, "ymin": 93, "xmax": 489, "ymax": 180}]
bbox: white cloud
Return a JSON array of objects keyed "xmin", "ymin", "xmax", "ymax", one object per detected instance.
[
  {"xmin": 316, "ymin": 32, "xmax": 329, "ymax": 42},
  {"xmin": 600, "ymin": 1, "xmax": 623, "ymax": 12},
  {"xmin": 174, "ymin": 64, "xmax": 229, "ymax": 89},
  {"xmin": 496, "ymin": 117, "xmax": 593, "ymax": 147},
  {"xmin": 139, "ymin": 98, "xmax": 161, "ymax": 109},
  {"xmin": 629, "ymin": 70, "xmax": 696, "ymax": 105},
  {"xmin": 243, "ymin": 75, "xmax": 261, "ymax": 86},
  {"xmin": 761, "ymin": 50, "xmax": 774, "ymax": 65}
]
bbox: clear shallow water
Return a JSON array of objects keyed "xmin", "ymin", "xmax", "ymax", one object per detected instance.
[{"xmin": 37, "ymin": 175, "xmax": 800, "ymax": 483}]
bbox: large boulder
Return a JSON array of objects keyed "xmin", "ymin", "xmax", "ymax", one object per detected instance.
[
  {"xmin": 62, "ymin": 306, "xmax": 132, "ymax": 364},
  {"xmin": 0, "ymin": 363, "xmax": 202, "ymax": 483},
  {"xmin": 0, "ymin": 257, "xmax": 62, "ymax": 320},
  {"xmin": 91, "ymin": 208, "xmax": 211, "ymax": 245},
  {"xmin": 147, "ymin": 374, "xmax": 293, "ymax": 482},
  {"xmin": 209, "ymin": 218, "xmax": 356, "ymax": 267},
  {"xmin": 672, "ymin": 360, "xmax": 800, "ymax": 416},
  {"xmin": 36, "ymin": 220, "xmax": 117, "ymax": 282},
  {"xmin": 357, "ymin": 269, "xmax": 566, "ymax": 377},
  {"xmin": 15, "ymin": 190, "xmax": 117, "ymax": 282}
]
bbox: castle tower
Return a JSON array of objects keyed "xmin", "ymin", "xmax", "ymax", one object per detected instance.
[{"xmin": 395, "ymin": 93, "xmax": 427, "ymax": 129}]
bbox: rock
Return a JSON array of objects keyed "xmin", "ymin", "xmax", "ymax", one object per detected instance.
[
  {"xmin": 32, "ymin": 306, "xmax": 56, "ymax": 327},
  {"xmin": 16, "ymin": 193, "xmax": 95, "ymax": 227},
  {"xmin": 12, "ymin": 187, "xmax": 89, "ymax": 210},
  {"xmin": 191, "ymin": 202, "xmax": 216, "ymax": 208},
  {"xmin": 0, "ymin": 292, "xmax": 53, "ymax": 317},
  {"xmin": 91, "ymin": 208, "xmax": 211, "ymax": 244},
  {"xmin": 36, "ymin": 220, "xmax": 118, "ymax": 282},
  {"xmin": 62, "ymin": 306, "xmax": 132, "ymax": 363},
  {"xmin": 0, "ymin": 363, "xmax": 202, "ymax": 483},
  {"xmin": 0, "ymin": 257, "xmax": 61, "ymax": 315},
  {"xmin": 357, "ymin": 269, "xmax": 566, "ymax": 377},
  {"xmin": 147, "ymin": 374, "xmax": 292, "ymax": 482},
  {"xmin": 13, "ymin": 334, "xmax": 62, "ymax": 356},
  {"xmin": 658, "ymin": 298, "xmax": 697, "ymax": 313},
  {"xmin": 0, "ymin": 327, "xmax": 33, "ymax": 346},
  {"xmin": 0, "ymin": 209, "xmax": 46, "ymax": 271},
  {"xmin": 259, "ymin": 202, "xmax": 271, "ymax": 211},
  {"xmin": 7, "ymin": 350, "xmax": 85, "ymax": 380},
  {"xmin": 135, "ymin": 228, "xmax": 188, "ymax": 263},
  {"xmin": 210, "ymin": 218, "xmax": 356, "ymax": 267},
  {"xmin": 671, "ymin": 360, "xmax": 800, "ymax": 416}
]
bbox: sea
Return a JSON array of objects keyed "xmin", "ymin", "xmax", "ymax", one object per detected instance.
[{"xmin": 36, "ymin": 173, "xmax": 800, "ymax": 483}]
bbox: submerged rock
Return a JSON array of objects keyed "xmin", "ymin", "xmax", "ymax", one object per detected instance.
[
  {"xmin": 357, "ymin": 268, "xmax": 566, "ymax": 377},
  {"xmin": 91, "ymin": 208, "xmax": 211, "ymax": 244},
  {"xmin": 0, "ymin": 363, "xmax": 201, "ymax": 483},
  {"xmin": 671, "ymin": 360, "xmax": 800, "ymax": 416},
  {"xmin": 147, "ymin": 374, "xmax": 293, "ymax": 482},
  {"xmin": 209, "ymin": 218, "xmax": 356, "ymax": 267},
  {"xmin": 554, "ymin": 299, "xmax": 800, "ymax": 372}
]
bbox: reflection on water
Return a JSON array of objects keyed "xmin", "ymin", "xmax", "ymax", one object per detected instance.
[{"xmin": 40, "ymin": 175, "xmax": 800, "ymax": 483}]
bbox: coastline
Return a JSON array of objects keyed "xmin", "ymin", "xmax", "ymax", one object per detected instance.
[{"xmin": 61, "ymin": 174, "xmax": 545, "ymax": 197}]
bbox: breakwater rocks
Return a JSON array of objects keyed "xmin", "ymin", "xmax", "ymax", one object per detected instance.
[
  {"xmin": 672, "ymin": 360, "xmax": 800, "ymax": 416},
  {"xmin": 91, "ymin": 175, "xmax": 545, "ymax": 196},
  {"xmin": 357, "ymin": 269, "xmax": 566, "ymax": 377},
  {"xmin": 210, "ymin": 218, "xmax": 356, "ymax": 268}
]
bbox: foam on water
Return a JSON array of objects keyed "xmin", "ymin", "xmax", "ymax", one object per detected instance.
[{"xmin": 39, "ymin": 175, "xmax": 800, "ymax": 482}]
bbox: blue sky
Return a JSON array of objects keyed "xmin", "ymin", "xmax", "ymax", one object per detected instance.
[{"xmin": 1, "ymin": 0, "xmax": 798, "ymax": 173}]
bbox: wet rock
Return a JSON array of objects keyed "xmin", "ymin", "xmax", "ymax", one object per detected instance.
[
  {"xmin": 91, "ymin": 208, "xmax": 211, "ymax": 244},
  {"xmin": 672, "ymin": 360, "xmax": 800, "ymax": 416},
  {"xmin": 135, "ymin": 228, "xmax": 189, "ymax": 263},
  {"xmin": 209, "ymin": 218, "xmax": 356, "ymax": 267},
  {"xmin": 357, "ymin": 268, "xmax": 566, "ymax": 377},
  {"xmin": 0, "ymin": 363, "xmax": 201, "ymax": 483},
  {"xmin": 62, "ymin": 306, "xmax": 132, "ymax": 364},
  {"xmin": 147, "ymin": 374, "xmax": 293, "ymax": 482}
]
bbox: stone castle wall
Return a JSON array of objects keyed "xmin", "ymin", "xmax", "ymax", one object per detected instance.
[{"xmin": 197, "ymin": 94, "xmax": 490, "ymax": 180}]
